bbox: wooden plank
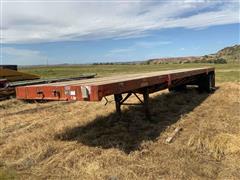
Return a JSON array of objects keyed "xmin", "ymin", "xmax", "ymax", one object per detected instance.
[
  {"xmin": 0, "ymin": 69, "xmax": 40, "ymax": 82},
  {"xmin": 28, "ymin": 67, "xmax": 213, "ymax": 87},
  {"xmin": 166, "ymin": 127, "xmax": 182, "ymax": 143}
]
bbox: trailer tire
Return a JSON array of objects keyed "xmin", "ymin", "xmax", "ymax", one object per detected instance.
[
  {"xmin": 169, "ymin": 85, "xmax": 187, "ymax": 92},
  {"xmin": 198, "ymin": 73, "xmax": 215, "ymax": 93}
]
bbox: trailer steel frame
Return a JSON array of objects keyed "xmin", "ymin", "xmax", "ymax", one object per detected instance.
[{"xmin": 16, "ymin": 67, "xmax": 215, "ymax": 118}]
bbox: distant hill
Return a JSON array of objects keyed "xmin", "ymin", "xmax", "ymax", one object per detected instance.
[
  {"xmin": 147, "ymin": 44, "xmax": 240, "ymax": 64},
  {"xmin": 214, "ymin": 45, "xmax": 240, "ymax": 63}
]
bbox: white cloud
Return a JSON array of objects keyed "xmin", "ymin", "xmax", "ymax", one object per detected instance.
[
  {"xmin": 108, "ymin": 48, "xmax": 135, "ymax": 54},
  {"xmin": 1, "ymin": 0, "xmax": 239, "ymax": 43},
  {"xmin": 106, "ymin": 40, "xmax": 172, "ymax": 57},
  {"xmin": 135, "ymin": 41, "xmax": 172, "ymax": 48},
  {"xmin": 2, "ymin": 47, "xmax": 47, "ymax": 65},
  {"xmin": 3, "ymin": 47, "xmax": 41, "ymax": 57}
]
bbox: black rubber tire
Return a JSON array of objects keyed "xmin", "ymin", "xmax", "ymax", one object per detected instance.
[
  {"xmin": 198, "ymin": 73, "xmax": 215, "ymax": 93},
  {"xmin": 168, "ymin": 85, "xmax": 187, "ymax": 92}
]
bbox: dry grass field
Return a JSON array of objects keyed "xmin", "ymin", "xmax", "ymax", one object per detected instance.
[{"xmin": 0, "ymin": 65, "xmax": 240, "ymax": 179}]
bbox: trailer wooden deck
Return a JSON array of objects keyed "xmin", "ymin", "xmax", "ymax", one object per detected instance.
[{"xmin": 16, "ymin": 67, "xmax": 215, "ymax": 118}]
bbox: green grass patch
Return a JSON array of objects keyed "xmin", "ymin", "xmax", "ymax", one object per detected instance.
[
  {"xmin": 216, "ymin": 71, "xmax": 240, "ymax": 82},
  {"xmin": 20, "ymin": 63, "xmax": 240, "ymax": 83},
  {"xmin": 0, "ymin": 168, "xmax": 17, "ymax": 180}
]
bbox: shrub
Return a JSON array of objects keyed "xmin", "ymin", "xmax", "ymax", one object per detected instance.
[{"xmin": 214, "ymin": 58, "xmax": 227, "ymax": 64}]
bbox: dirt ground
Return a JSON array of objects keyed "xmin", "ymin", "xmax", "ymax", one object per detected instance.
[{"xmin": 0, "ymin": 82, "xmax": 239, "ymax": 179}]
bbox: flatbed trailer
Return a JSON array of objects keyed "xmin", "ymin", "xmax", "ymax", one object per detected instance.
[{"xmin": 16, "ymin": 67, "xmax": 215, "ymax": 118}]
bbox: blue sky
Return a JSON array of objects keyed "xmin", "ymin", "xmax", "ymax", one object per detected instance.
[{"xmin": 1, "ymin": 0, "xmax": 239, "ymax": 65}]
